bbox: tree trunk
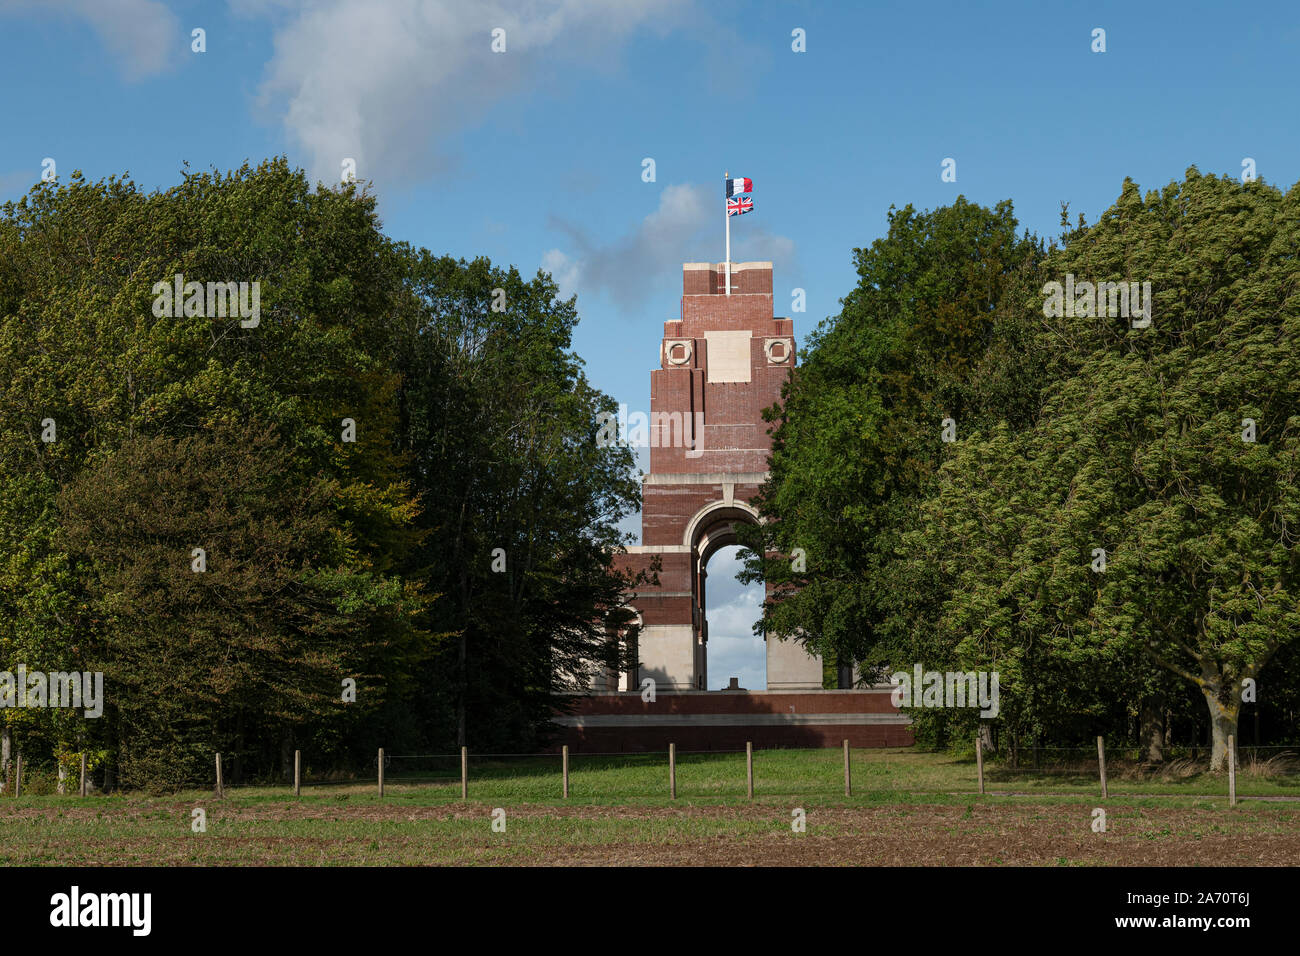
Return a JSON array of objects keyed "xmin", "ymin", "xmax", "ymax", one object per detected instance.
[
  {"xmin": 1140, "ymin": 697, "xmax": 1165, "ymax": 765},
  {"xmin": 57, "ymin": 761, "xmax": 68, "ymax": 794},
  {"xmin": 457, "ymin": 631, "xmax": 467, "ymax": 748},
  {"xmin": 233, "ymin": 709, "xmax": 246, "ymax": 786},
  {"xmin": 280, "ymin": 728, "xmax": 293, "ymax": 784},
  {"xmin": 102, "ymin": 712, "xmax": 117, "ymax": 792},
  {"xmin": 1202, "ymin": 684, "xmax": 1239, "ymax": 772},
  {"xmin": 979, "ymin": 721, "xmax": 996, "ymax": 759},
  {"xmin": 1, "ymin": 726, "xmax": 10, "ymax": 785}
]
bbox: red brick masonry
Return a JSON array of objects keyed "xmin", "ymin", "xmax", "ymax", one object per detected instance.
[{"xmin": 549, "ymin": 689, "xmax": 913, "ymax": 752}]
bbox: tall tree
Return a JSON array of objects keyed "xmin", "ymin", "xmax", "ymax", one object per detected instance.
[
  {"xmin": 0, "ymin": 161, "xmax": 424, "ymax": 785},
  {"xmin": 1016, "ymin": 171, "xmax": 1300, "ymax": 769},
  {"xmin": 59, "ymin": 424, "xmax": 416, "ymax": 788},
  {"xmin": 748, "ymin": 174, "xmax": 1299, "ymax": 770},
  {"xmin": 742, "ymin": 198, "xmax": 1046, "ymax": 671},
  {"xmin": 394, "ymin": 251, "xmax": 642, "ymax": 751}
]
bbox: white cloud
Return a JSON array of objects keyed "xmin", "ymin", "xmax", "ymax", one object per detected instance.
[
  {"xmin": 548, "ymin": 183, "xmax": 797, "ymax": 310},
  {"xmin": 0, "ymin": 0, "xmax": 181, "ymax": 80},
  {"xmin": 234, "ymin": 0, "xmax": 686, "ymax": 186},
  {"xmin": 541, "ymin": 248, "xmax": 581, "ymax": 299}
]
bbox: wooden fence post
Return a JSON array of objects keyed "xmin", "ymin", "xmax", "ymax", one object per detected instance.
[
  {"xmin": 14, "ymin": 755, "xmax": 21, "ymax": 798},
  {"xmin": 461, "ymin": 746, "xmax": 468, "ymax": 800},
  {"xmin": 669, "ymin": 743, "xmax": 676, "ymax": 799},
  {"xmin": 562, "ymin": 745, "xmax": 569, "ymax": 799},
  {"xmin": 843, "ymin": 739, "xmax": 851, "ymax": 797},
  {"xmin": 1228, "ymin": 735, "xmax": 1236, "ymax": 807},
  {"xmin": 1097, "ymin": 736, "xmax": 1107, "ymax": 799},
  {"xmin": 80, "ymin": 752, "xmax": 87, "ymax": 798},
  {"xmin": 976, "ymin": 737, "xmax": 985, "ymax": 795},
  {"xmin": 746, "ymin": 742, "xmax": 754, "ymax": 799},
  {"xmin": 294, "ymin": 750, "xmax": 301, "ymax": 797},
  {"xmin": 377, "ymin": 747, "xmax": 384, "ymax": 798},
  {"xmin": 214, "ymin": 752, "xmax": 223, "ymax": 798}
]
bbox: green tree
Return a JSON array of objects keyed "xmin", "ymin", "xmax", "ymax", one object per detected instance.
[
  {"xmin": 394, "ymin": 251, "xmax": 642, "ymax": 751},
  {"xmin": 870, "ymin": 172, "xmax": 1300, "ymax": 768},
  {"xmin": 748, "ymin": 174, "xmax": 1299, "ymax": 771},
  {"xmin": 742, "ymin": 197, "xmax": 1045, "ymax": 672},
  {"xmin": 0, "ymin": 161, "xmax": 424, "ymax": 785},
  {"xmin": 58, "ymin": 424, "xmax": 415, "ymax": 788},
  {"xmin": 1020, "ymin": 171, "xmax": 1299, "ymax": 769}
]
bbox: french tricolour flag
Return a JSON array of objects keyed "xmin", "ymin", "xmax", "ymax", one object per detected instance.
[{"xmin": 725, "ymin": 177, "xmax": 752, "ymax": 197}]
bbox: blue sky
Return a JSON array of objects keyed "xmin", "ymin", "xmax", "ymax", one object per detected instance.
[{"xmin": 3, "ymin": 0, "xmax": 1297, "ymax": 688}]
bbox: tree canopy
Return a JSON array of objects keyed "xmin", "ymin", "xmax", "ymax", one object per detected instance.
[
  {"xmin": 747, "ymin": 172, "xmax": 1300, "ymax": 768},
  {"xmin": 0, "ymin": 160, "xmax": 641, "ymax": 788}
]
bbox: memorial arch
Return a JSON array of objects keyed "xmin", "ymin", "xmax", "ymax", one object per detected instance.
[
  {"xmin": 558, "ymin": 260, "xmax": 909, "ymax": 751},
  {"xmin": 612, "ymin": 261, "xmax": 823, "ymax": 692},
  {"xmin": 687, "ymin": 499, "xmax": 762, "ymax": 689}
]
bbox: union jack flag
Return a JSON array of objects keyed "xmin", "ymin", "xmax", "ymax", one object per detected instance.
[{"xmin": 727, "ymin": 195, "xmax": 753, "ymax": 216}]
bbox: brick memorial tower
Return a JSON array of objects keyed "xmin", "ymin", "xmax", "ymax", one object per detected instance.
[
  {"xmin": 616, "ymin": 260, "xmax": 819, "ymax": 692},
  {"xmin": 552, "ymin": 260, "xmax": 911, "ymax": 752}
]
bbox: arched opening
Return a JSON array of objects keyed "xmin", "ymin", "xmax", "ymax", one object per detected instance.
[
  {"xmin": 687, "ymin": 502, "xmax": 765, "ymax": 691},
  {"xmin": 700, "ymin": 544, "xmax": 765, "ymax": 690},
  {"xmin": 595, "ymin": 607, "xmax": 641, "ymax": 692}
]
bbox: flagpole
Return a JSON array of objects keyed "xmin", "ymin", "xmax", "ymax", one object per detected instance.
[{"xmin": 724, "ymin": 169, "xmax": 731, "ymax": 296}]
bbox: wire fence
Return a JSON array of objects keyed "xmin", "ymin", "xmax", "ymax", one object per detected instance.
[
  {"xmin": 254, "ymin": 738, "xmax": 1300, "ymax": 803},
  {"xmin": 979, "ymin": 742, "xmax": 1300, "ymax": 800},
  {"xmin": 5, "ymin": 738, "xmax": 1297, "ymax": 803}
]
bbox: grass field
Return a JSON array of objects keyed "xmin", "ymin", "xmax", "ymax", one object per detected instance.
[{"xmin": 3, "ymin": 748, "xmax": 1298, "ymax": 866}]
